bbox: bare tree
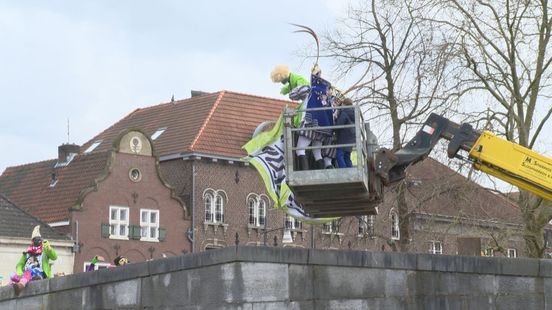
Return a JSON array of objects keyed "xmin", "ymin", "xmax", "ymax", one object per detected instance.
[
  {"xmin": 431, "ymin": 0, "xmax": 552, "ymax": 257},
  {"xmin": 323, "ymin": 0, "xmax": 457, "ymax": 251}
]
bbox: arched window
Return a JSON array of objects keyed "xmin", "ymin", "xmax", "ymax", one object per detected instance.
[
  {"xmin": 247, "ymin": 194, "xmax": 267, "ymax": 227},
  {"xmin": 390, "ymin": 210, "xmax": 400, "ymax": 240},
  {"xmin": 259, "ymin": 199, "xmax": 266, "ymax": 226},
  {"xmin": 204, "ymin": 193, "xmax": 213, "ymax": 223},
  {"xmin": 215, "ymin": 195, "xmax": 224, "ymax": 223},
  {"xmin": 204, "ymin": 189, "xmax": 226, "ymax": 224},
  {"xmin": 248, "ymin": 197, "xmax": 257, "ymax": 225}
]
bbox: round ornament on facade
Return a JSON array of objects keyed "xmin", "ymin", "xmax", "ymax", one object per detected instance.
[
  {"xmin": 129, "ymin": 168, "xmax": 142, "ymax": 182},
  {"xmin": 130, "ymin": 136, "xmax": 143, "ymax": 153}
]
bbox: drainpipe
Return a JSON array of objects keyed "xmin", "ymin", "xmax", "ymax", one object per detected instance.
[
  {"xmin": 75, "ymin": 220, "xmax": 79, "ymax": 252},
  {"xmin": 310, "ymin": 223, "xmax": 315, "ymax": 248},
  {"xmin": 191, "ymin": 161, "xmax": 196, "ymax": 253}
]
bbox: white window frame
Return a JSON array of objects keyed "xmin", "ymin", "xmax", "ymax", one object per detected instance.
[
  {"xmin": 358, "ymin": 215, "xmax": 375, "ymax": 236},
  {"xmin": 358, "ymin": 215, "xmax": 368, "ymax": 235},
  {"xmin": 151, "ymin": 127, "xmax": 167, "ymax": 140},
  {"xmin": 140, "ymin": 209, "xmax": 160, "ymax": 241},
  {"xmin": 247, "ymin": 194, "xmax": 266, "ymax": 228},
  {"xmin": 84, "ymin": 140, "xmax": 102, "ymax": 153},
  {"xmin": 215, "ymin": 195, "xmax": 224, "ymax": 223},
  {"xmin": 483, "ymin": 248, "xmax": 494, "ymax": 257},
  {"xmin": 204, "ymin": 189, "xmax": 226, "ymax": 224},
  {"xmin": 390, "ymin": 210, "xmax": 400, "ymax": 240},
  {"xmin": 83, "ymin": 262, "xmax": 111, "ymax": 272},
  {"xmin": 507, "ymin": 248, "xmax": 517, "ymax": 258},
  {"xmin": 109, "ymin": 206, "xmax": 129, "ymax": 240},
  {"xmin": 429, "ymin": 241, "xmax": 443, "ymax": 255},
  {"xmin": 323, "ymin": 220, "xmax": 339, "ymax": 234},
  {"xmin": 284, "ymin": 215, "xmax": 302, "ymax": 230},
  {"xmin": 205, "ymin": 192, "xmax": 214, "ymax": 223}
]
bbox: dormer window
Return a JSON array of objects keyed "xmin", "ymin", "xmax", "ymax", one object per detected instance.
[
  {"xmin": 49, "ymin": 173, "xmax": 58, "ymax": 187},
  {"xmin": 84, "ymin": 140, "xmax": 102, "ymax": 153},
  {"xmin": 55, "ymin": 143, "xmax": 80, "ymax": 167},
  {"xmin": 54, "ymin": 152, "xmax": 77, "ymax": 168},
  {"xmin": 151, "ymin": 128, "xmax": 166, "ymax": 140}
]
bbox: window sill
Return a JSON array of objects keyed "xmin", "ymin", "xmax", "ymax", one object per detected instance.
[
  {"xmin": 357, "ymin": 234, "xmax": 375, "ymax": 239},
  {"xmin": 204, "ymin": 222, "xmax": 228, "ymax": 227},
  {"xmin": 322, "ymin": 232, "xmax": 344, "ymax": 236},
  {"xmin": 247, "ymin": 224, "xmax": 266, "ymax": 230},
  {"xmin": 204, "ymin": 222, "xmax": 228, "ymax": 234},
  {"xmin": 140, "ymin": 238, "xmax": 159, "ymax": 242},
  {"xmin": 109, "ymin": 235, "xmax": 129, "ymax": 240}
]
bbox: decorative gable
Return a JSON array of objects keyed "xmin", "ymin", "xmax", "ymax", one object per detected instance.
[{"xmin": 118, "ymin": 131, "xmax": 153, "ymax": 156}]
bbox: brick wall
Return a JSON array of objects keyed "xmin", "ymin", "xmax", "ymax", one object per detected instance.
[
  {"xmin": 158, "ymin": 157, "xmax": 536, "ymax": 258},
  {"xmin": 71, "ymin": 152, "xmax": 191, "ymax": 273}
]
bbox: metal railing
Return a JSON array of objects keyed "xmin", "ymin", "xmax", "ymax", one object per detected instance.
[{"xmin": 283, "ymin": 104, "xmax": 369, "ymax": 177}]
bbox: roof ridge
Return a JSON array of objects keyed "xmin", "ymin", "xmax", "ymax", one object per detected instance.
[
  {"xmin": 190, "ymin": 91, "xmax": 226, "ymax": 151},
  {"xmin": 83, "ymin": 107, "xmax": 142, "ymax": 149},
  {"xmin": 2, "ymin": 158, "xmax": 57, "ymax": 173},
  {"xmin": 81, "ymin": 93, "xmax": 224, "ymax": 152},
  {"xmin": 137, "ymin": 92, "xmax": 221, "ymax": 112},
  {"xmin": 3, "ymin": 150, "xmax": 109, "ymax": 172},
  {"xmin": 221, "ymin": 89, "xmax": 291, "ymax": 104}
]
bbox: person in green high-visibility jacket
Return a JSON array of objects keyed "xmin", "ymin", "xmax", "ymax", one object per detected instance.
[
  {"xmin": 271, "ymin": 64, "xmax": 310, "ymax": 128},
  {"xmin": 271, "ymin": 64, "xmax": 309, "ymax": 96}
]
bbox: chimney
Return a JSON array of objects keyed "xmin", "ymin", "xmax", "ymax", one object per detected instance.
[
  {"xmin": 191, "ymin": 90, "xmax": 209, "ymax": 97},
  {"xmin": 58, "ymin": 143, "xmax": 80, "ymax": 163}
]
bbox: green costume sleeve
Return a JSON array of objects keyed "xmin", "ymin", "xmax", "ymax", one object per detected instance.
[
  {"xmin": 16, "ymin": 254, "xmax": 26, "ymax": 276},
  {"xmin": 289, "ymin": 72, "xmax": 309, "ymax": 88},
  {"xmin": 42, "ymin": 246, "xmax": 57, "ymax": 278},
  {"xmin": 44, "ymin": 243, "xmax": 58, "ymax": 261},
  {"xmin": 280, "ymin": 84, "xmax": 291, "ymax": 95},
  {"xmin": 280, "ymin": 72, "xmax": 309, "ymax": 96}
]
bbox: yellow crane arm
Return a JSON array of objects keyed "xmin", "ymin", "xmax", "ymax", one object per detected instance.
[{"xmin": 469, "ymin": 131, "xmax": 552, "ymax": 201}]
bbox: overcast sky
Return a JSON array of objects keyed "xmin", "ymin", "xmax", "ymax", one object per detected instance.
[
  {"xmin": 0, "ymin": 1, "xmax": 355, "ymax": 173},
  {"xmin": 2, "ymin": 0, "xmax": 550, "ymax": 192}
]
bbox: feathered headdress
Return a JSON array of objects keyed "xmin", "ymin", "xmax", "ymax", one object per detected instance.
[
  {"xmin": 290, "ymin": 23, "xmax": 320, "ymax": 67},
  {"xmin": 31, "ymin": 225, "xmax": 41, "ymax": 239}
]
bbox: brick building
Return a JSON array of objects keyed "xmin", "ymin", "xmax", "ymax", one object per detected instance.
[
  {"xmin": 1, "ymin": 90, "xmax": 545, "ymax": 273},
  {"xmin": 75, "ymin": 91, "xmax": 535, "ymax": 256},
  {"xmin": 0, "ymin": 130, "xmax": 189, "ymax": 273}
]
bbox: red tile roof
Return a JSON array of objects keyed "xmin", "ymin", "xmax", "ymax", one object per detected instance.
[
  {"xmin": 81, "ymin": 91, "xmax": 294, "ymax": 158},
  {"xmin": 0, "ymin": 89, "xmax": 519, "ymax": 227},
  {"xmin": 0, "ymin": 91, "xmax": 293, "ymax": 224},
  {"xmin": 0, "ymin": 152, "xmax": 109, "ymax": 223}
]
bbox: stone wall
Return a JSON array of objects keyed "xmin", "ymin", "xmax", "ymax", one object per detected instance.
[{"xmin": 1, "ymin": 246, "xmax": 551, "ymax": 309}]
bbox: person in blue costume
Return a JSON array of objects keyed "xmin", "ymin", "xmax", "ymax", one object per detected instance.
[
  {"xmin": 296, "ymin": 73, "xmax": 336, "ymax": 169},
  {"xmin": 334, "ymin": 98, "xmax": 356, "ymax": 168}
]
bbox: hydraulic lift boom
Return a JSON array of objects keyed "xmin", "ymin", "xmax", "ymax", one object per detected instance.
[{"xmin": 374, "ymin": 113, "xmax": 552, "ymax": 201}]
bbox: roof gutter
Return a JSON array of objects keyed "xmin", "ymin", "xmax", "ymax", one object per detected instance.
[
  {"xmin": 159, "ymin": 152, "xmax": 250, "ymax": 164},
  {"xmin": 48, "ymin": 220, "xmax": 70, "ymax": 227}
]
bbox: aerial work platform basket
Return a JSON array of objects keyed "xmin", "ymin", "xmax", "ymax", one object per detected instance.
[{"xmin": 283, "ymin": 105, "xmax": 383, "ymax": 218}]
